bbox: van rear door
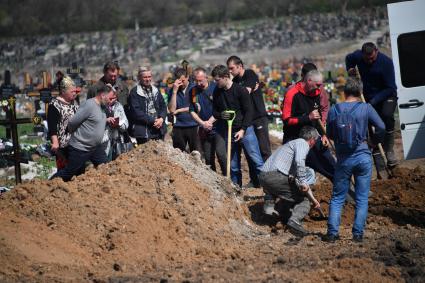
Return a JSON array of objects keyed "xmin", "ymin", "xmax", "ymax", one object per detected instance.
[{"xmin": 388, "ymin": 0, "xmax": 425, "ymax": 160}]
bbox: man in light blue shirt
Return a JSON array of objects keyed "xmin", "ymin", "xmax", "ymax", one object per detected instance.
[{"xmin": 259, "ymin": 126, "xmax": 319, "ymax": 237}]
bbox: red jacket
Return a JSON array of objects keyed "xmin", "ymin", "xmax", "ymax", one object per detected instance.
[
  {"xmin": 281, "ymin": 82, "xmax": 324, "ymax": 141},
  {"xmin": 285, "ymin": 82, "xmax": 329, "ymax": 123}
]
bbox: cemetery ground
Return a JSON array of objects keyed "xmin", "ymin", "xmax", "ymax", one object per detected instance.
[
  {"xmin": 0, "ymin": 123, "xmax": 56, "ymax": 187},
  {"xmin": 0, "ymin": 133, "xmax": 424, "ymax": 282}
]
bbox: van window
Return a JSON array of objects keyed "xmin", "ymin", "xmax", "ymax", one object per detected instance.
[{"xmin": 397, "ymin": 31, "xmax": 425, "ymax": 88}]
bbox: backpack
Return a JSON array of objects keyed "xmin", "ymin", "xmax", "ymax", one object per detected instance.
[{"xmin": 331, "ymin": 102, "xmax": 364, "ymax": 153}]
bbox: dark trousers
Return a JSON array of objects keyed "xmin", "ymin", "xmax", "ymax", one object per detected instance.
[
  {"xmin": 200, "ymin": 133, "xmax": 217, "ymax": 171},
  {"xmin": 252, "ymin": 117, "xmax": 272, "ymax": 161},
  {"xmin": 259, "ymin": 171, "xmax": 310, "ymax": 223},
  {"xmin": 373, "ymin": 97, "xmax": 397, "ymax": 132},
  {"xmin": 372, "ymin": 97, "xmax": 397, "ymax": 160},
  {"xmin": 136, "ymin": 136, "xmax": 163, "ymax": 145},
  {"xmin": 246, "ymin": 117, "xmax": 272, "ymax": 186},
  {"xmin": 52, "ymin": 145, "xmax": 107, "ymax": 182},
  {"xmin": 214, "ymin": 131, "xmax": 231, "ymax": 176},
  {"xmin": 306, "ymin": 137, "xmax": 336, "ymax": 182},
  {"xmin": 172, "ymin": 126, "xmax": 200, "ymax": 153}
]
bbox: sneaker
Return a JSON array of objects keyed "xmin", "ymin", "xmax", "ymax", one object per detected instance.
[
  {"xmin": 263, "ymin": 199, "xmax": 279, "ymax": 216},
  {"xmin": 322, "ymin": 234, "xmax": 340, "ymax": 243},
  {"xmin": 286, "ymin": 219, "xmax": 309, "ymax": 237},
  {"xmin": 352, "ymin": 234, "xmax": 363, "ymax": 243}
]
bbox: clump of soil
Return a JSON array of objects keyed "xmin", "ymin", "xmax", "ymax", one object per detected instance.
[
  {"xmin": 0, "ymin": 140, "xmax": 424, "ymax": 282},
  {"xmin": 0, "ymin": 141, "xmax": 255, "ymax": 282},
  {"xmin": 241, "ymin": 159, "xmax": 425, "ymax": 282}
]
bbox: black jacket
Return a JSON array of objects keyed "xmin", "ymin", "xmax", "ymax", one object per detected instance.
[
  {"xmin": 128, "ymin": 84, "xmax": 167, "ymax": 139},
  {"xmin": 212, "ymin": 83, "xmax": 253, "ymax": 132}
]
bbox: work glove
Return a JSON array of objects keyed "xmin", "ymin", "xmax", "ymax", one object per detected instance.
[{"xmin": 220, "ymin": 111, "xmax": 233, "ymax": 120}]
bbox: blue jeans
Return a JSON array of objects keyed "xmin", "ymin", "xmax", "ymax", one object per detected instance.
[
  {"xmin": 230, "ymin": 126, "xmax": 264, "ymax": 187},
  {"xmin": 327, "ymin": 152, "xmax": 372, "ymax": 237}
]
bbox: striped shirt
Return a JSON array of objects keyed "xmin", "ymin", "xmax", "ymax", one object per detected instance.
[{"xmin": 261, "ymin": 138, "xmax": 310, "ymax": 187}]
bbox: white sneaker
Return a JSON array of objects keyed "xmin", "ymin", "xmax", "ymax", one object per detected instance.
[{"xmin": 263, "ymin": 199, "xmax": 279, "ymax": 216}]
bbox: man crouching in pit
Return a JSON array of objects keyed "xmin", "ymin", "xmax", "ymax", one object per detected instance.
[{"xmin": 259, "ymin": 126, "xmax": 320, "ymax": 237}]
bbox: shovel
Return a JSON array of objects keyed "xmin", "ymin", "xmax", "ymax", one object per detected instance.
[
  {"xmin": 225, "ymin": 110, "xmax": 236, "ymax": 178},
  {"xmin": 348, "ymin": 68, "xmax": 393, "ymax": 178},
  {"xmin": 306, "ymin": 187, "xmax": 326, "ymax": 219},
  {"xmin": 360, "ymin": 94, "xmax": 393, "ymax": 179}
]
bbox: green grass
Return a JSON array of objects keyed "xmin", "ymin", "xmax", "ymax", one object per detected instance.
[
  {"xmin": 0, "ymin": 123, "xmax": 33, "ymax": 137},
  {"xmin": 35, "ymin": 156, "xmax": 56, "ymax": 180},
  {"xmin": 0, "ymin": 156, "xmax": 55, "ymax": 187},
  {"xmin": 0, "ymin": 123, "xmax": 43, "ymax": 145},
  {"xmin": 268, "ymin": 122, "xmax": 283, "ymax": 132}
]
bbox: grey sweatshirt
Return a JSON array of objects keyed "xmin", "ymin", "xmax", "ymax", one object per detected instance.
[{"xmin": 68, "ymin": 98, "xmax": 106, "ymax": 151}]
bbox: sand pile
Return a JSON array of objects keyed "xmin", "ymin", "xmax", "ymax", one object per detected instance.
[{"xmin": 0, "ymin": 141, "xmax": 256, "ymax": 282}]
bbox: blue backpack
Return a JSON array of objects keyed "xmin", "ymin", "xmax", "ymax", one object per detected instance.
[{"xmin": 331, "ymin": 102, "xmax": 364, "ymax": 153}]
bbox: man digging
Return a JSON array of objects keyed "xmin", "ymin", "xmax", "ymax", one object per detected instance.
[{"xmin": 259, "ymin": 126, "xmax": 321, "ymax": 237}]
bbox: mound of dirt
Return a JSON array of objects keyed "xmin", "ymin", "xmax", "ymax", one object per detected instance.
[
  {"xmin": 1, "ymin": 140, "xmax": 424, "ymax": 282},
  {"xmin": 0, "ymin": 141, "xmax": 257, "ymax": 282}
]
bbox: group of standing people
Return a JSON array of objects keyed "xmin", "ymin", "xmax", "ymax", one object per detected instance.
[
  {"xmin": 165, "ymin": 56, "xmax": 272, "ymax": 188},
  {"xmin": 47, "ymin": 57, "xmax": 273, "ymax": 186},
  {"xmin": 47, "ymin": 62, "xmax": 131, "ymax": 181},
  {"xmin": 48, "ymin": 62, "xmax": 129, "ymax": 181},
  {"xmin": 46, "ymin": 41, "xmax": 398, "ymax": 243}
]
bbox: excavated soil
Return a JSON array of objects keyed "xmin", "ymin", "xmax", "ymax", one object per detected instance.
[{"xmin": 0, "ymin": 140, "xmax": 424, "ymax": 282}]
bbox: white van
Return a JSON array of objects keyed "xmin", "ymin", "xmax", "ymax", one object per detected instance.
[{"xmin": 388, "ymin": 0, "xmax": 425, "ymax": 160}]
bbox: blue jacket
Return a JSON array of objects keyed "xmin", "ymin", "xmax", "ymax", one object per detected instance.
[
  {"xmin": 128, "ymin": 84, "xmax": 167, "ymax": 139},
  {"xmin": 345, "ymin": 50, "xmax": 397, "ymax": 105},
  {"xmin": 189, "ymin": 82, "xmax": 217, "ymax": 135},
  {"xmin": 327, "ymin": 101, "xmax": 385, "ymax": 160},
  {"xmin": 168, "ymin": 84, "xmax": 198, "ymax": 128}
]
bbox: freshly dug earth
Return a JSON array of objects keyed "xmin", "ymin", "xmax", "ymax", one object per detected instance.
[{"xmin": 0, "ymin": 140, "xmax": 424, "ymax": 282}]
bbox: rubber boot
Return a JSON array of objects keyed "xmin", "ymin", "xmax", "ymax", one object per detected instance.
[
  {"xmin": 263, "ymin": 195, "xmax": 279, "ymax": 216},
  {"xmin": 372, "ymin": 148, "xmax": 387, "ymax": 179},
  {"xmin": 384, "ymin": 130, "xmax": 398, "ymax": 168}
]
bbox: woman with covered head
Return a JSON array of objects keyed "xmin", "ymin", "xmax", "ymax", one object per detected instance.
[{"xmin": 47, "ymin": 75, "xmax": 79, "ymax": 169}]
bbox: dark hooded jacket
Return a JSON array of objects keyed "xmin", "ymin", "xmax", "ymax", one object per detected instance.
[{"xmin": 281, "ymin": 81, "xmax": 322, "ymax": 141}]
